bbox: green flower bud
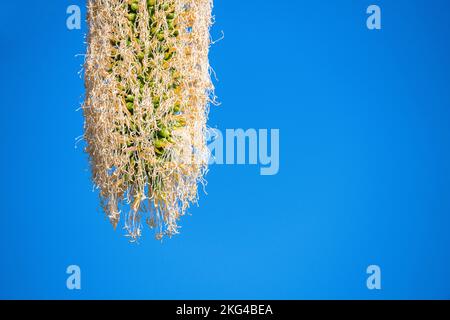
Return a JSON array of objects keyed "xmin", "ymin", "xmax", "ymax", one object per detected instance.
[
  {"xmin": 130, "ymin": 3, "xmax": 139, "ymax": 12},
  {"xmin": 126, "ymin": 102, "xmax": 134, "ymax": 112},
  {"xmin": 127, "ymin": 13, "xmax": 137, "ymax": 22},
  {"xmin": 158, "ymin": 128, "xmax": 171, "ymax": 138},
  {"xmin": 157, "ymin": 32, "xmax": 165, "ymax": 41}
]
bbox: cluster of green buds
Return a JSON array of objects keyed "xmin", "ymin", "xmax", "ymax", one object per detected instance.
[{"xmin": 108, "ymin": 0, "xmax": 187, "ymax": 163}]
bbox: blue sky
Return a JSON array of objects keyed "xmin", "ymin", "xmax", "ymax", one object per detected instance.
[{"xmin": 0, "ymin": 0, "xmax": 449, "ymax": 299}]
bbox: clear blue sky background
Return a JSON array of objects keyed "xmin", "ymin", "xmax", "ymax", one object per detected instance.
[{"xmin": 0, "ymin": 0, "xmax": 449, "ymax": 299}]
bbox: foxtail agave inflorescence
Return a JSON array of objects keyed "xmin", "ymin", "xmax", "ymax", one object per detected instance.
[{"xmin": 83, "ymin": 0, "xmax": 215, "ymax": 241}]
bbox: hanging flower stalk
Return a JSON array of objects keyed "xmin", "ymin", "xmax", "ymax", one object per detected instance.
[{"xmin": 83, "ymin": 0, "xmax": 214, "ymax": 241}]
